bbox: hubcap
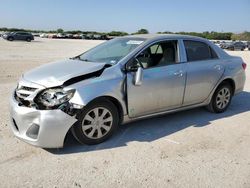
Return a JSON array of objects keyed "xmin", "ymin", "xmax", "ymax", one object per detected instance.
[
  {"xmin": 82, "ymin": 107, "xmax": 113, "ymax": 139},
  {"xmin": 216, "ymin": 87, "xmax": 231, "ymax": 109}
]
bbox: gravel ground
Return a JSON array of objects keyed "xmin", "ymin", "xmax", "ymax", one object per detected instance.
[{"xmin": 0, "ymin": 38, "xmax": 250, "ymax": 188}]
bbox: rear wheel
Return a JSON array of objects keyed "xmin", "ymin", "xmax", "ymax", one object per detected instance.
[
  {"xmin": 72, "ymin": 99, "xmax": 119, "ymax": 145},
  {"xmin": 26, "ymin": 37, "xmax": 31, "ymax": 42},
  {"xmin": 207, "ymin": 83, "xmax": 232, "ymax": 113}
]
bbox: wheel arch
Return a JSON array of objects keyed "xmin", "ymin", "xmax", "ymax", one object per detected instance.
[
  {"xmin": 218, "ymin": 78, "xmax": 236, "ymax": 95},
  {"xmin": 206, "ymin": 77, "xmax": 236, "ymax": 105},
  {"xmin": 84, "ymin": 95, "xmax": 124, "ymax": 124}
]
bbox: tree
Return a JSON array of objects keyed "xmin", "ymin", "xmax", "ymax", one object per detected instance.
[
  {"xmin": 133, "ymin": 28, "xmax": 149, "ymax": 34},
  {"xmin": 231, "ymin": 32, "xmax": 250, "ymax": 41},
  {"xmin": 57, "ymin": 28, "xmax": 64, "ymax": 33},
  {"xmin": 107, "ymin": 31, "xmax": 128, "ymax": 36}
]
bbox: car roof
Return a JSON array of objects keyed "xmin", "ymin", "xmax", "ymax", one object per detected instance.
[
  {"xmin": 15, "ymin": 31, "xmax": 30, "ymax": 34},
  {"xmin": 124, "ymin": 34, "xmax": 206, "ymax": 41},
  {"xmin": 119, "ymin": 34, "xmax": 230, "ymax": 60}
]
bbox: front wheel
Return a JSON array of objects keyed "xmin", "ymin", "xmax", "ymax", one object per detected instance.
[
  {"xmin": 72, "ymin": 99, "xmax": 119, "ymax": 145},
  {"xmin": 8, "ymin": 37, "xmax": 14, "ymax": 41},
  {"xmin": 207, "ymin": 83, "xmax": 232, "ymax": 113}
]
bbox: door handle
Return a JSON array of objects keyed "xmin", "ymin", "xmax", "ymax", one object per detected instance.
[{"xmin": 174, "ymin": 70, "xmax": 183, "ymax": 77}]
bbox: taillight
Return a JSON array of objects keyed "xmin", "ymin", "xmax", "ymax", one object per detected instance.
[{"xmin": 242, "ymin": 62, "xmax": 247, "ymax": 70}]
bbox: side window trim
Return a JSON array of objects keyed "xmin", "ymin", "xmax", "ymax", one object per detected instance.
[
  {"xmin": 209, "ymin": 46, "xmax": 219, "ymax": 59},
  {"xmin": 135, "ymin": 39, "xmax": 181, "ymax": 62},
  {"xmin": 125, "ymin": 39, "xmax": 183, "ymax": 71},
  {"xmin": 140, "ymin": 40, "xmax": 179, "ymax": 70}
]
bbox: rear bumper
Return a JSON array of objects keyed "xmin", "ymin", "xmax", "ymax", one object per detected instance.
[{"xmin": 9, "ymin": 93, "xmax": 77, "ymax": 148}]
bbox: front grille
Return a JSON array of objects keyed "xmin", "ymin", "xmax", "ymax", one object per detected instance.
[
  {"xmin": 19, "ymin": 93, "xmax": 29, "ymax": 98},
  {"xmin": 20, "ymin": 86, "xmax": 37, "ymax": 92},
  {"xmin": 14, "ymin": 82, "xmax": 42, "ymax": 107},
  {"xmin": 15, "ymin": 85, "xmax": 38, "ymax": 100}
]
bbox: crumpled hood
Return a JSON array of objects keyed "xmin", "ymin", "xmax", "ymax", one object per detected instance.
[{"xmin": 23, "ymin": 59, "xmax": 106, "ymax": 87}]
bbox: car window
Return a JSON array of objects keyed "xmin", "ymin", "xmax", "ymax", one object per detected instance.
[
  {"xmin": 184, "ymin": 40, "xmax": 217, "ymax": 62},
  {"xmin": 134, "ymin": 40, "xmax": 178, "ymax": 69},
  {"xmin": 210, "ymin": 47, "xmax": 218, "ymax": 59},
  {"xmin": 150, "ymin": 44, "xmax": 163, "ymax": 54},
  {"xmin": 79, "ymin": 38, "xmax": 145, "ymax": 64},
  {"xmin": 93, "ymin": 42, "xmax": 131, "ymax": 59},
  {"xmin": 17, "ymin": 32, "xmax": 26, "ymax": 35}
]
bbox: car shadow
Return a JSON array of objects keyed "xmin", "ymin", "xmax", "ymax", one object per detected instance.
[{"xmin": 46, "ymin": 91, "xmax": 250, "ymax": 155}]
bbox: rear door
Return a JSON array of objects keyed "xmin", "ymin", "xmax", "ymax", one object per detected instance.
[{"xmin": 183, "ymin": 40, "xmax": 224, "ymax": 105}]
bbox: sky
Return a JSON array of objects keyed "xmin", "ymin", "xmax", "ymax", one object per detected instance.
[{"xmin": 0, "ymin": 0, "xmax": 249, "ymax": 33}]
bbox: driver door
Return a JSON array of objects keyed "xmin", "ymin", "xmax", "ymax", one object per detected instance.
[
  {"xmin": 126, "ymin": 40, "xmax": 186, "ymax": 118},
  {"xmin": 15, "ymin": 32, "xmax": 23, "ymax": 40}
]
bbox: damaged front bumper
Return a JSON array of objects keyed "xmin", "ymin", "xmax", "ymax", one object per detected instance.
[{"xmin": 10, "ymin": 93, "xmax": 77, "ymax": 148}]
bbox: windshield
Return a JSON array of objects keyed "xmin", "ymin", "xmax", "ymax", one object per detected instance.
[{"xmin": 79, "ymin": 37, "xmax": 145, "ymax": 64}]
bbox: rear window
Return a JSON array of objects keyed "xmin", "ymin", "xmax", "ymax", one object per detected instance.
[{"xmin": 184, "ymin": 40, "xmax": 218, "ymax": 62}]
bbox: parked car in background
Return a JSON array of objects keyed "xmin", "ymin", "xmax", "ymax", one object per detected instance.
[
  {"xmin": 220, "ymin": 41, "xmax": 232, "ymax": 49},
  {"xmin": 219, "ymin": 41, "xmax": 226, "ymax": 48},
  {"xmin": 57, "ymin": 33, "xmax": 67, "ymax": 39},
  {"xmin": 66, "ymin": 34, "xmax": 73, "ymax": 39},
  {"xmin": 32, "ymin": 33, "xmax": 40, "ymax": 37},
  {"xmin": 73, "ymin": 34, "xmax": 81, "ymax": 39},
  {"xmin": 10, "ymin": 34, "xmax": 246, "ymax": 148},
  {"xmin": 247, "ymin": 41, "xmax": 250, "ymax": 50},
  {"xmin": 48, "ymin": 34, "xmax": 57, "ymax": 39},
  {"xmin": 85, "ymin": 33, "xmax": 94, "ymax": 39},
  {"xmin": 93, "ymin": 34, "xmax": 101, "ymax": 40},
  {"xmin": 224, "ymin": 41, "xmax": 246, "ymax": 51},
  {"xmin": 40, "ymin": 33, "xmax": 48, "ymax": 38},
  {"xmin": 80, "ymin": 34, "xmax": 86, "ymax": 39},
  {"xmin": 100, "ymin": 34, "xmax": 108, "ymax": 40},
  {"xmin": 212, "ymin": 40, "xmax": 221, "ymax": 47},
  {"xmin": 2, "ymin": 32, "xmax": 34, "ymax": 42}
]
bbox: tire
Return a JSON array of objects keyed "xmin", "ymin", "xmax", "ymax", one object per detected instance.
[
  {"xmin": 8, "ymin": 37, "xmax": 14, "ymax": 41},
  {"xmin": 26, "ymin": 37, "xmax": 31, "ymax": 42},
  {"xmin": 207, "ymin": 83, "xmax": 233, "ymax": 113},
  {"xmin": 72, "ymin": 99, "xmax": 119, "ymax": 145}
]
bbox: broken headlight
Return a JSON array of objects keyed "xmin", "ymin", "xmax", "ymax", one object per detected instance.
[{"xmin": 38, "ymin": 88, "xmax": 75, "ymax": 108}]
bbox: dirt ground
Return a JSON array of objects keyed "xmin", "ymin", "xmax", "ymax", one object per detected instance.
[{"xmin": 0, "ymin": 38, "xmax": 250, "ymax": 188}]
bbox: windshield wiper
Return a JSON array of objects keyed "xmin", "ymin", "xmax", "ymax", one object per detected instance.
[
  {"xmin": 70, "ymin": 56, "xmax": 90, "ymax": 62},
  {"xmin": 80, "ymin": 58, "xmax": 90, "ymax": 62},
  {"xmin": 69, "ymin": 56, "xmax": 78, "ymax": 60}
]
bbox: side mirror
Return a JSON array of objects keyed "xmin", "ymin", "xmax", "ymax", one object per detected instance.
[
  {"xmin": 127, "ymin": 64, "xmax": 139, "ymax": 72},
  {"xmin": 134, "ymin": 67, "xmax": 143, "ymax": 86},
  {"xmin": 126, "ymin": 57, "xmax": 143, "ymax": 72}
]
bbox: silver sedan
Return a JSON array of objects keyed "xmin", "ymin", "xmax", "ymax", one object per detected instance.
[{"xmin": 10, "ymin": 34, "xmax": 246, "ymax": 148}]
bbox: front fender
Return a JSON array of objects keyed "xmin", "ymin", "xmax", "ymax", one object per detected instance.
[{"xmin": 65, "ymin": 68, "xmax": 127, "ymax": 116}]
